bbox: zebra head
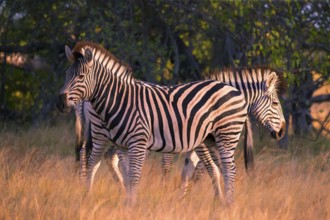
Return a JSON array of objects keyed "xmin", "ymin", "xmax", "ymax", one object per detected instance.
[
  {"xmin": 250, "ymin": 71, "xmax": 286, "ymax": 140},
  {"xmin": 57, "ymin": 45, "xmax": 95, "ymax": 113}
]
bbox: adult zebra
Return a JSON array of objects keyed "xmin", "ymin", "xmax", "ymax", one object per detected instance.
[
  {"xmin": 74, "ymin": 100, "xmax": 253, "ymax": 195},
  {"xmin": 57, "ymin": 41, "xmax": 285, "ymax": 205},
  {"xmin": 181, "ymin": 67, "xmax": 286, "ymax": 195}
]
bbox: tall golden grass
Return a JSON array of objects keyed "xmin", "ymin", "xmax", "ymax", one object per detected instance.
[{"xmin": 0, "ymin": 121, "xmax": 329, "ymax": 220}]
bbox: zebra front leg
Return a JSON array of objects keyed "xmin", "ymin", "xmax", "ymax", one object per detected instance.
[
  {"xmin": 117, "ymin": 149, "xmax": 129, "ymax": 189},
  {"xmin": 87, "ymin": 142, "xmax": 106, "ymax": 193},
  {"xmin": 194, "ymin": 144, "xmax": 223, "ymax": 202},
  {"xmin": 104, "ymin": 147, "xmax": 125, "ymax": 190},
  {"xmin": 126, "ymin": 145, "xmax": 147, "ymax": 206}
]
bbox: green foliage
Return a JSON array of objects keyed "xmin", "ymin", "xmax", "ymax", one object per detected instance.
[
  {"xmin": 0, "ymin": 0, "xmax": 329, "ymax": 123},
  {"xmin": 5, "ymin": 66, "xmax": 39, "ymax": 112}
]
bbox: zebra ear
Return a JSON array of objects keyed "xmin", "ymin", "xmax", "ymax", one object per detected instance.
[
  {"xmin": 65, "ymin": 45, "xmax": 75, "ymax": 62},
  {"xmin": 266, "ymin": 72, "xmax": 278, "ymax": 92},
  {"xmin": 84, "ymin": 48, "xmax": 93, "ymax": 63}
]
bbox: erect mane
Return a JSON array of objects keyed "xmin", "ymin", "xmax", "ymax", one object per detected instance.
[
  {"xmin": 207, "ymin": 66, "xmax": 286, "ymax": 95},
  {"xmin": 72, "ymin": 41, "xmax": 132, "ymax": 72}
]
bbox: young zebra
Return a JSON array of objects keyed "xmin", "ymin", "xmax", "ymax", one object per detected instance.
[{"xmin": 57, "ymin": 41, "xmax": 285, "ymax": 205}]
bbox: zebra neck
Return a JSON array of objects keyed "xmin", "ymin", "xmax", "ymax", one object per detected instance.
[
  {"xmin": 90, "ymin": 64, "xmax": 136, "ymax": 127},
  {"xmin": 220, "ymin": 81, "xmax": 263, "ymax": 115}
]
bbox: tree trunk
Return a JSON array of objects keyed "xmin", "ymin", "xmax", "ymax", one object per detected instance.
[{"xmin": 0, "ymin": 52, "xmax": 6, "ymax": 111}]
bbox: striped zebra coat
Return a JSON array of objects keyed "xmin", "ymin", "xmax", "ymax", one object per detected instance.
[
  {"xmin": 181, "ymin": 67, "xmax": 286, "ymax": 194},
  {"xmin": 74, "ymin": 69, "xmax": 284, "ymax": 200},
  {"xmin": 74, "ymin": 101, "xmax": 178, "ymax": 188},
  {"xmin": 57, "ymin": 42, "xmax": 285, "ymax": 205},
  {"xmin": 74, "ymin": 103, "xmax": 254, "ymax": 196},
  {"xmin": 74, "ymin": 101, "xmax": 128, "ymax": 189}
]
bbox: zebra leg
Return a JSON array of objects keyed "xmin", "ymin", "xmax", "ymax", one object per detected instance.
[
  {"xmin": 191, "ymin": 159, "xmax": 206, "ymax": 183},
  {"xmin": 190, "ymin": 146, "xmax": 219, "ymax": 184},
  {"xmin": 194, "ymin": 144, "xmax": 223, "ymax": 202},
  {"xmin": 87, "ymin": 141, "xmax": 106, "ymax": 192},
  {"xmin": 79, "ymin": 140, "xmax": 88, "ymax": 182},
  {"xmin": 126, "ymin": 145, "xmax": 147, "ymax": 206},
  {"xmin": 104, "ymin": 147, "xmax": 125, "ymax": 189},
  {"xmin": 180, "ymin": 144, "xmax": 219, "ymax": 197},
  {"xmin": 208, "ymin": 145, "xmax": 222, "ymax": 173},
  {"xmin": 215, "ymin": 132, "xmax": 242, "ymax": 204},
  {"xmin": 180, "ymin": 151, "xmax": 201, "ymax": 198},
  {"xmin": 161, "ymin": 153, "xmax": 174, "ymax": 184},
  {"xmin": 117, "ymin": 149, "xmax": 129, "ymax": 189}
]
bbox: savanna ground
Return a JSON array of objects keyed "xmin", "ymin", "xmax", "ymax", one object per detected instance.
[{"xmin": 0, "ymin": 119, "xmax": 329, "ymax": 220}]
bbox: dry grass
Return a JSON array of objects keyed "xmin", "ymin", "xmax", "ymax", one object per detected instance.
[{"xmin": 0, "ymin": 121, "xmax": 330, "ymax": 220}]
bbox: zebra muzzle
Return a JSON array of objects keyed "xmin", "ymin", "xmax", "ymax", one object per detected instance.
[
  {"xmin": 277, "ymin": 122, "xmax": 286, "ymax": 140},
  {"xmin": 271, "ymin": 122, "xmax": 286, "ymax": 140},
  {"xmin": 56, "ymin": 93, "xmax": 71, "ymax": 113},
  {"xmin": 271, "ymin": 131, "xmax": 277, "ymax": 139}
]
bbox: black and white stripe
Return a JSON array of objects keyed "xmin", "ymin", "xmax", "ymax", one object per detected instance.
[{"xmin": 74, "ymin": 101, "xmax": 128, "ymax": 189}]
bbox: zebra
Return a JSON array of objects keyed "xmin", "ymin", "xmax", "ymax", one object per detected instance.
[
  {"xmin": 181, "ymin": 67, "xmax": 286, "ymax": 195},
  {"xmin": 57, "ymin": 41, "xmax": 286, "ymax": 205},
  {"xmin": 74, "ymin": 100, "xmax": 254, "ymax": 196},
  {"xmin": 74, "ymin": 71, "xmax": 269, "ymax": 197}
]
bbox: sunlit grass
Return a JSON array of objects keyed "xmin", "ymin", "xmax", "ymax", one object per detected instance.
[{"xmin": 0, "ymin": 121, "xmax": 329, "ymax": 219}]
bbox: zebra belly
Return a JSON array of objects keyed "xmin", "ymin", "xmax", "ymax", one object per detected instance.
[{"xmin": 146, "ymin": 131, "xmax": 208, "ymax": 153}]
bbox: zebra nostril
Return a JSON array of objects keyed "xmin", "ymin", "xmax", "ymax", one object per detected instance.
[
  {"xmin": 279, "ymin": 129, "xmax": 283, "ymax": 137},
  {"xmin": 271, "ymin": 131, "xmax": 276, "ymax": 139}
]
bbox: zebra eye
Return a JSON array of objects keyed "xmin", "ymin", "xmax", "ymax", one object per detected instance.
[
  {"xmin": 78, "ymin": 74, "xmax": 85, "ymax": 80},
  {"xmin": 272, "ymin": 100, "xmax": 279, "ymax": 108}
]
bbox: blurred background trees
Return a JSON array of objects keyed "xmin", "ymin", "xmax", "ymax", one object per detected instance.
[{"xmin": 0, "ymin": 0, "xmax": 329, "ymax": 140}]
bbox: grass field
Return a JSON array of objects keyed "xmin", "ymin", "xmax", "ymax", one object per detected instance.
[{"xmin": 0, "ymin": 120, "xmax": 329, "ymax": 220}]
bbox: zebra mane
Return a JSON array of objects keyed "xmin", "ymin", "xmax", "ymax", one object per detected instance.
[
  {"xmin": 72, "ymin": 41, "xmax": 133, "ymax": 73},
  {"xmin": 207, "ymin": 66, "xmax": 286, "ymax": 95}
]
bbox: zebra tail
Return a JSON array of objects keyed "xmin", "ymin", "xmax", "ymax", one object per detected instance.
[
  {"xmin": 75, "ymin": 106, "xmax": 84, "ymax": 163},
  {"xmin": 244, "ymin": 117, "xmax": 255, "ymax": 176},
  {"xmin": 74, "ymin": 104, "xmax": 85, "ymax": 176}
]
